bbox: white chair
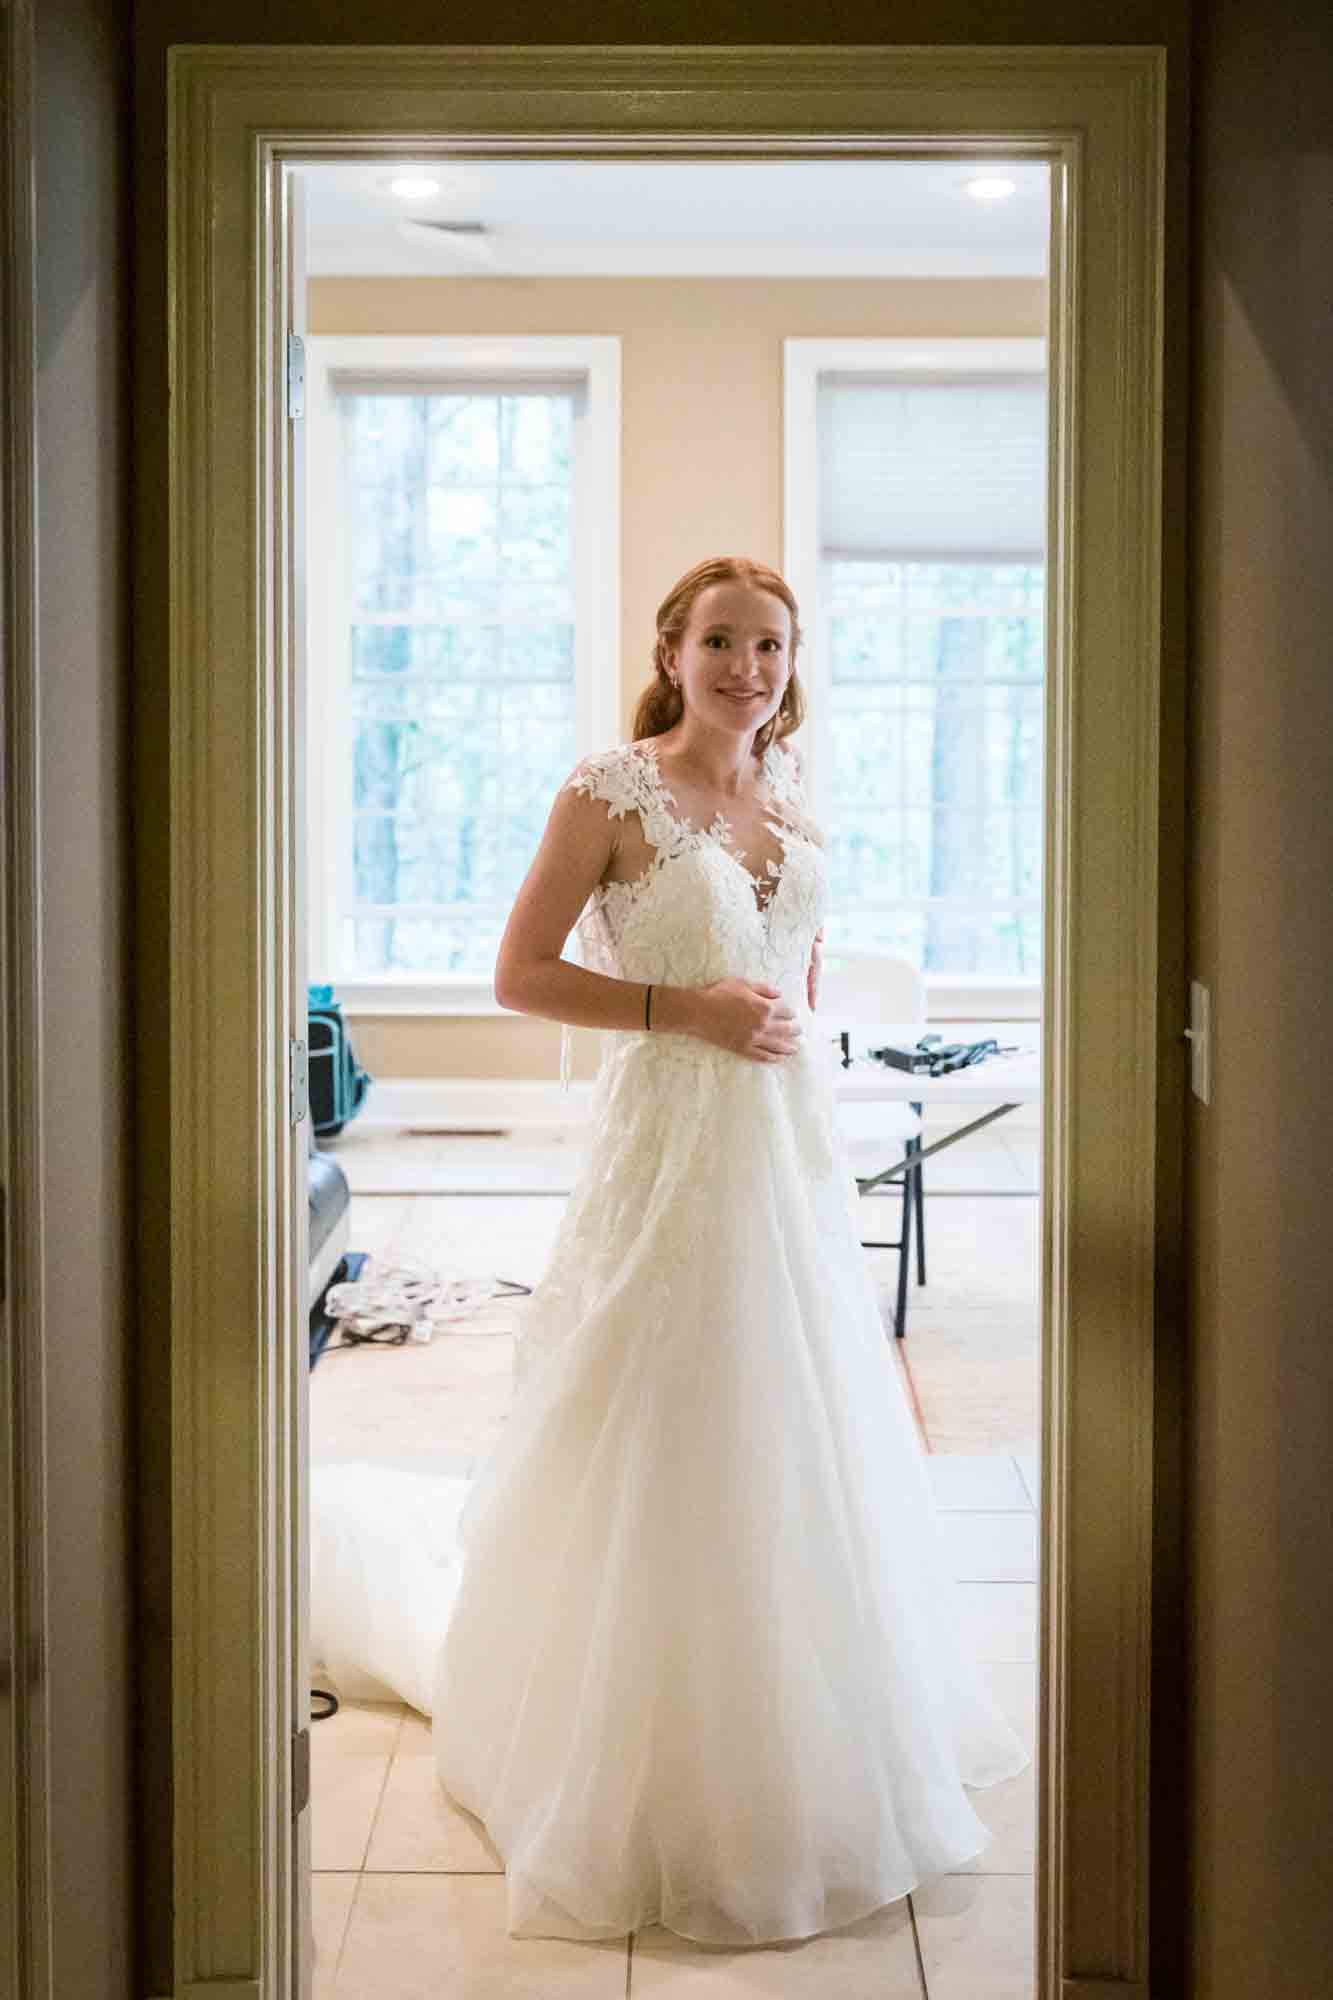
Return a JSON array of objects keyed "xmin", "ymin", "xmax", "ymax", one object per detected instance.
[{"xmin": 817, "ymin": 954, "xmax": 929, "ymax": 1340}]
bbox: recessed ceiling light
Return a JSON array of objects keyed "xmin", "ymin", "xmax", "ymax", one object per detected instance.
[
  {"xmin": 964, "ymin": 176, "xmax": 1018, "ymax": 202},
  {"xmin": 388, "ymin": 174, "xmax": 441, "ymax": 200}
]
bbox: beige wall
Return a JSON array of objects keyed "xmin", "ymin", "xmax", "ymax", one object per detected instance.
[
  {"xmin": 310, "ymin": 274, "xmax": 1046, "ymax": 1082},
  {"xmin": 1184, "ymin": 1, "xmax": 1333, "ymax": 1992},
  {"xmin": 32, "ymin": 0, "xmax": 134, "ymax": 1992}
]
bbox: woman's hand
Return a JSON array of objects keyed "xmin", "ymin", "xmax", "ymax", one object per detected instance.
[
  {"xmin": 807, "ymin": 928, "xmax": 824, "ymax": 1013},
  {"xmin": 684, "ymin": 977, "xmax": 804, "ymax": 1064}
]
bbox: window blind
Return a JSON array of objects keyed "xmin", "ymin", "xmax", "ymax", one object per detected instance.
[{"xmin": 818, "ymin": 374, "xmax": 1047, "ymax": 560}]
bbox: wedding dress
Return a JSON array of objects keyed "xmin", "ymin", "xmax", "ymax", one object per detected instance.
[{"xmin": 308, "ymin": 734, "xmax": 1031, "ymax": 1947}]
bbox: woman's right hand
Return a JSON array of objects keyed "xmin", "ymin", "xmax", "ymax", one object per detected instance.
[{"xmin": 685, "ymin": 978, "xmax": 804, "ymax": 1063}]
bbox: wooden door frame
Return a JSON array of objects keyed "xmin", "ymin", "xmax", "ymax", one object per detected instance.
[
  {"xmin": 166, "ymin": 43, "xmax": 1172, "ymax": 1998},
  {"xmin": 0, "ymin": 1, "xmax": 52, "ymax": 1994}
]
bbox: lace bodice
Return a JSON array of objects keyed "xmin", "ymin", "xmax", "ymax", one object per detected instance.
[{"xmin": 558, "ymin": 735, "xmax": 826, "ymax": 1087}]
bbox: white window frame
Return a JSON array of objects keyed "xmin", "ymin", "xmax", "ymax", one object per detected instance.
[
  {"xmin": 305, "ymin": 333, "xmax": 622, "ymax": 1014},
  {"xmin": 783, "ymin": 336, "xmax": 1047, "ymax": 1021}
]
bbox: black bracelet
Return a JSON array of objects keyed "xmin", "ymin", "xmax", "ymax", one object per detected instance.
[{"xmin": 645, "ymin": 983, "xmax": 654, "ymax": 1031}]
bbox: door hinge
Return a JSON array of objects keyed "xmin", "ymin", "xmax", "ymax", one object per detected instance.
[
  {"xmin": 292, "ymin": 1725, "xmax": 311, "ymax": 1819},
  {"xmin": 287, "ymin": 332, "xmax": 305, "ymax": 421},
  {"xmin": 289, "ymin": 1037, "xmax": 308, "ymax": 1127}
]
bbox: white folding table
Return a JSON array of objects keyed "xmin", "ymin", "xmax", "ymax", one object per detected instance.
[
  {"xmin": 827, "ymin": 1019, "xmax": 1043, "ymax": 1192},
  {"xmin": 823, "ymin": 1020, "xmax": 1042, "ymax": 1337}
]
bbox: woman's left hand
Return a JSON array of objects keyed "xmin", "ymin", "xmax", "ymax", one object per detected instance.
[{"xmin": 807, "ymin": 928, "xmax": 823, "ymax": 1012}]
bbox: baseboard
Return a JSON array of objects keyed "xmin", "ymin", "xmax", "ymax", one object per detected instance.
[
  {"xmin": 347, "ymin": 1075, "xmax": 593, "ymax": 1138},
  {"xmin": 342, "ymin": 1074, "xmax": 1041, "ymax": 1139}
]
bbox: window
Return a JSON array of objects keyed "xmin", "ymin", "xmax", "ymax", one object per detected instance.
[
  {"xmin": 305, "ymin": 336, "xmax": 621, "ymax": 1009},
  {"xmin": 784, "ymin": 339, "xmax": 1048, "ymax": 995}
]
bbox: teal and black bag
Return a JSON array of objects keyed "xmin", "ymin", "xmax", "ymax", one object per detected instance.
[{"xmin": 307, "ymin": 984, "xmax": 372, "ymax": 1138}]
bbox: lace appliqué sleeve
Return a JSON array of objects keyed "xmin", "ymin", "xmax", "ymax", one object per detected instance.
[{"xmin": 566, "ymin": 745, "xmax": 641, "ymax": 818}]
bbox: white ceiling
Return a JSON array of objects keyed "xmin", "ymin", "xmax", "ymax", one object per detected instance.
[{"xmin": 302, "ymin": 158, "xmax": 1050, "ymax": 279}]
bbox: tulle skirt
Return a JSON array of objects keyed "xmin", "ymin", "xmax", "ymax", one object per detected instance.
[{"xmin": 309, "ymin": 1027, "xmax": 1031, "ymax": 1946}]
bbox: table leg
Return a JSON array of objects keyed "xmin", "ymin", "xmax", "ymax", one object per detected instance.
[{"xmin": 853, "ymin": 1101, "xmax": 1020, "ymax": 1195}]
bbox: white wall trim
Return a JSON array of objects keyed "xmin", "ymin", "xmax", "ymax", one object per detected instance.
[{"xmin": 330, "ymin": 1071, "xmax": 1041, "ymax": 1138}]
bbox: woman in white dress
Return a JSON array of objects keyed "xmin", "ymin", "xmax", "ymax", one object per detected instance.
[{"xmin": 309, "ymin": 554, "xmax": 1030, "ymax": 1948}]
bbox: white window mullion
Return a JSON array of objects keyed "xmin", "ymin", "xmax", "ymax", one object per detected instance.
[
  {"xmin": 332, "ymin": 405, "xmax": 356, "ymax": 984},
  {"xmin": 304, "ymin": 337, "xmax": 343, "ymax": 983}
]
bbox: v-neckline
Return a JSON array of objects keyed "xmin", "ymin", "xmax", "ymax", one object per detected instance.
[{"xmin": 634, "ymin": 737, "xmax": 793, "ymax": 916}]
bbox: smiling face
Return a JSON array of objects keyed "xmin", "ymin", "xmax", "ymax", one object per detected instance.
[{"xmin": 666, "ymin": 579, "xmax": 793, "ymax": 740}]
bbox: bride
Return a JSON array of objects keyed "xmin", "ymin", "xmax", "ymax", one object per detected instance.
[{"xmin": 308, "ymin": 553, "xmax": 1031, "ymax": 1948}]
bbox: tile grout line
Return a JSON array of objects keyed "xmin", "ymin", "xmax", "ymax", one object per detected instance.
[
  {"xmin": 1011, "ymin": 1450, "xmax": 1040, "ymax": 1510},
  {"xmin": 349, "ymin": 1867, "xmax": 510, "ymax": 1877},
  {"xmin": 329, "ymin": 1869, "xmax": 364, "ymax": 1994},
  {"xmin": 890, "ymin": 1336, "xmax": 934, "ymax": 1453},
  {"xmin": 906, "ymin": 1890, "xmax": 931, "ymax": 1999},
  {"xmin": 355, "ymin": 1708, "xmax": 406, "ymax": 1878}
]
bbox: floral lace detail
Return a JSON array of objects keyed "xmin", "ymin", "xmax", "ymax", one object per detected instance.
[
  {"xmin": 570, "ymin": 733, "xmax": 810, "ymax": 919},
  {"xmin": 555, "ymin": 737, "xmax": 824, "ymax": 1094},
  {"xmin": 758, "ymin": 735, "xmax": 805, "ymax": 815},
  {"xmin": 566, "ymin": 740, "xmax": 683, "ymax": 854}
]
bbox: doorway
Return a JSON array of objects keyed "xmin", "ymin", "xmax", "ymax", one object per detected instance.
[
  {"xmin": 163, "ymin": 43, "xmax": 1169, "ymax": 2000},
  {"xmin": 299, "ymin": 152, "xmax": 1048, "ymax": 1993}
]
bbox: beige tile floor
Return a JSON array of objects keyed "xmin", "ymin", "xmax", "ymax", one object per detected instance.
[{"xmin": 310, "ymin": 1128, "xmax": 1041, "ymax": 1997}]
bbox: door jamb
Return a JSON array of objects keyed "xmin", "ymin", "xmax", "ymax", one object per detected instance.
[{"xmin": 0, "ymin": 1, "xmax": 53, "ymax": 1994}]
